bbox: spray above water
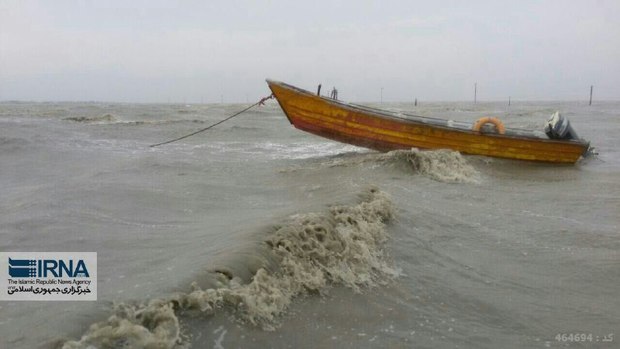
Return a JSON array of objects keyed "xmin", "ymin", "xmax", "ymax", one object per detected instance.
[
  {"xmin": 319, "ymin": 149, "xmax": 480, "ymax": 183},
  {"xmin": 62, "ymin": 187, "xmax": 396, "ymax": 349},
  {"xmin": 382, "ymin": 149, "xmax": 480, "ymax": 183}
]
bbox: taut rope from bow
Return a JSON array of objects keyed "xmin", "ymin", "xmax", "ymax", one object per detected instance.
[{"xmin": 149, "ymin": 94, "xmax": 274, "ymax": 148}]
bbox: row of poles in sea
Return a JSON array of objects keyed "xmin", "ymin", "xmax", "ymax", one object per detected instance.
[
  {"xmin": 374, "ymin": 84, "xmax": 597, "ymax": 106},
  {"xmin": 474, "ymin": 84, "xmax": 595, "ymax": 106}
]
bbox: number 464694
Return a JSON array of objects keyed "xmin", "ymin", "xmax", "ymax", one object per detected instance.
[
  {"xmin": 555, "ymin": 333, "xmax": 614, "ymax": 342},
  {"xmin": 556, "ymin": 333, "xmax": 593, "ymax": 342}
]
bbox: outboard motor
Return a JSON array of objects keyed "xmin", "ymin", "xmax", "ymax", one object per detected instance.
[{"xmin": 544, "ymin": 111, "xmax": 579, "ymax": 140}]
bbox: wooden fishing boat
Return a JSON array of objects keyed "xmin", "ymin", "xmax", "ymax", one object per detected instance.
[{"xmin": 266, "ymin": 79, "xmax": 591, "ymax": 163}]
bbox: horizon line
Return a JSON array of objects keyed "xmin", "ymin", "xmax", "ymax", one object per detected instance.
[{"xmin": 1, "ymin": 98, "xmax": 618, "ymax": 105}]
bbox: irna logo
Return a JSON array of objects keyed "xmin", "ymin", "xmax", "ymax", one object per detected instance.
[{"xmin": 8, "ymin": 258, "xmax": 90, "ymax": 278}]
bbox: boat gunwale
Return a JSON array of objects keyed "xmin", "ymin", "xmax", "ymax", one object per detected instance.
[{"xmin": 266, "ymin": 79, "xmax": 590, "ymax": 149}]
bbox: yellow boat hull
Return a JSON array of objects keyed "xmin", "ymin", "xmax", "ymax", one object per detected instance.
[{"xmin": 267, "ymin": 80, "xmax": 589, "ymax": 164}]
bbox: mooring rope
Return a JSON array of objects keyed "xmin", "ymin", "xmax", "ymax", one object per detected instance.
[{"xmin": 149, "ymin": 94, "xmax": 274, "ymax": 148}]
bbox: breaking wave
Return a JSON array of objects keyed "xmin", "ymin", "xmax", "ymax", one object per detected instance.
[
  {"xmin": 63, "ymin": 114, "xmax": 117, "ymax": 123},
  {"xmin": 62, "ymin": 187, "xmax": 396, "ymax": 349},
  {"xmin": 63, "ymin": 116, "xmax": 214, "ymax": 126},
  {"xmin": 314, "ymin": 149, "xmax": 480, "ymax": 183},
  {"xmin": 0, "ymin": 136, "xmax": 30, "ymax": 151},
  {"xmin": 380, "ymin": 149, "xmax": 479, "ymax": 183},
  {"xmin": 113, "ymin": 119, "xmax": 207, "ymax": 126}
]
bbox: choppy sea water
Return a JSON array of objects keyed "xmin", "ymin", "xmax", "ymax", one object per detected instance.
[{"xmin": 0, "ymin": 100, "xmax": 618, "ymax": 349}]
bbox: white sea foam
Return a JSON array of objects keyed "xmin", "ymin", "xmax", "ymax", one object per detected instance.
[
  {"xmin": 322, "ymin": 149, "xmax": 480, "ymax": 183},
  {"xmin": 62, "ymin": 187, "xmax": 396, "ymax": 348}
]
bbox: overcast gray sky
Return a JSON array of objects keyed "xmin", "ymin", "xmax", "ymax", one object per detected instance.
[{"xmin": 1, "ymin": 0, "xmax": 618, "ymax": 103}]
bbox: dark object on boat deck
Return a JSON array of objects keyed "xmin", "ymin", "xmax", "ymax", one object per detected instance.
[
  {"xmin": 545, "ymin": 112, "xmax": 579, "ymax": 140},
  {"xmin": 330, "ymin": 87, "xmax": 338, "ymax": 100}
]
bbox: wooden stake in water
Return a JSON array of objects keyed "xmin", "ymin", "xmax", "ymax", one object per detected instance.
[
  {"xmin": 474, "ymin": 83, "xmax": 477, "ymax": 104},
  {"xmin": 509, "ymin": 96, "xmax": 511, "ymax": 106},
  {"xmin": 589, "ymin": 85, "xmax": 593, "ymax": 106}
]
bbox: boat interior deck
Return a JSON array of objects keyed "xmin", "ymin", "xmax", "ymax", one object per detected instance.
[{"xmin": 345, "ymin": 101, "xmax": 550, "ymax": 140}]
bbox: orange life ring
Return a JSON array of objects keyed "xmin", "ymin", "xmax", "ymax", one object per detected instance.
[{"xmin": 472, "ymin": 117, "xmax": 506, "ymax": 134}]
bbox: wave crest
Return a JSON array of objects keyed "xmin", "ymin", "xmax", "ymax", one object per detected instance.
[
  {"xmin": 63, "ymin": 114, "xmax": 117, "ymax": 123},
  {"xmin": 62, "ymin": 187, "xmax": 396, "ymax": 348},
  {"xmin": 322, "ymin": 149, "xmax": 479, "ymax": 183},
  {"xmin": 384, "ymin": 149, "xmax": 479, "ymax": 183}
]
